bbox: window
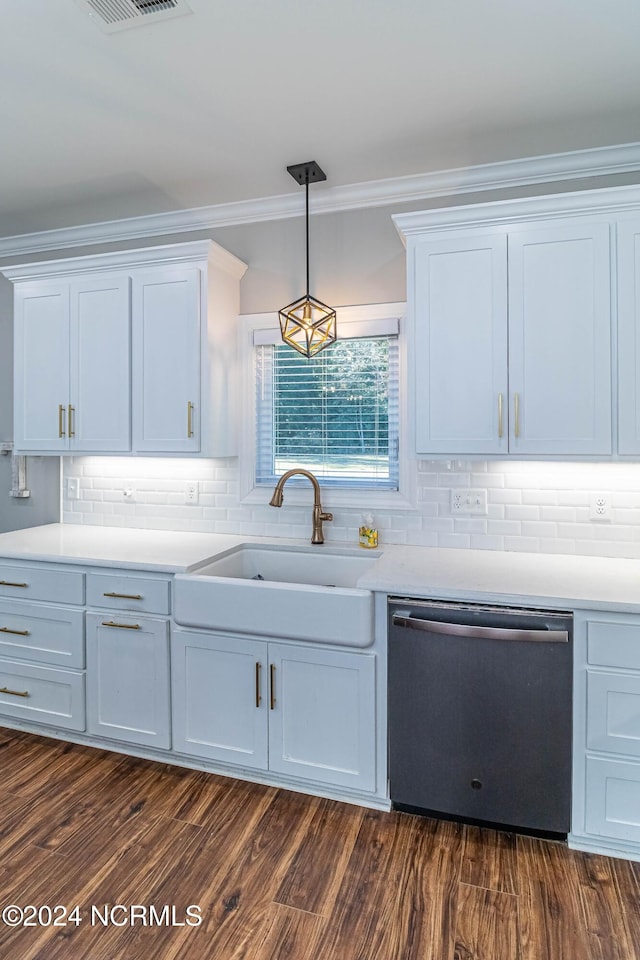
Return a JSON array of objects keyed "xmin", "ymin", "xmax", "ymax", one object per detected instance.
[{"xmin": 254, "ymin": 322, "xmax": 400, "ymax": 492}]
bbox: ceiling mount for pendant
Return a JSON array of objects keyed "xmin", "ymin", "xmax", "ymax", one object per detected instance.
[
  {"xmin": 278, "ymin": 161, "xmax": 337, "ymax": 359},
  {"xmin": 286, "ymin": 161, "xmax": 327, "ymax": 186}
]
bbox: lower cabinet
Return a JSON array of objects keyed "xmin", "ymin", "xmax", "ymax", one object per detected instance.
[
  {"xmin": 172, "ymin": 629, "xmax": 376, "ymax": 793},
  {"xmin": 0, "ymin": 657, "xmax": 85, "ymax": 731},
  {"xmin": 574, "ymin": 612, "xmax": 640, "ymax": 857},
  {"xmin": 86, "ymin": 612, "xmax": 171, "ymax": 749}
]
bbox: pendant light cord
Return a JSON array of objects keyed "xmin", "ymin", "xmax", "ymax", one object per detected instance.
[{"xmin": 305, "ymin": 179, "xmax": 310, "ymax": 298}]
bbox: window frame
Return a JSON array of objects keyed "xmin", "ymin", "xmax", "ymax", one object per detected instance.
[{"xmin": 238, "ymin": 302, "xmax": 416, "ymax": 510}]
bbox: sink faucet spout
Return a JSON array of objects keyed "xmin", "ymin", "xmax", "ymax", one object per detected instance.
[{"xmin": 269, "ymin": 469, "xmax": 333, "ymax": 544}]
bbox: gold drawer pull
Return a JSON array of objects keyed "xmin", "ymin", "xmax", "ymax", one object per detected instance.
[
  {"xmin": 270, "ymin": 663, "xmax": 276, "ymax": 710},
  {"xmin": 514, "ymin": 392, "xmax": 521, "ymax": 439},
  {"xmin": 103, "ymin": 592, "xmax": 143, "ymax": 601},
  {"xmin": 101, "ymin": 620, "xmax": 141, "ymax": 630},
  {"xmin": 187, "ymin": 401, "xmax": 195, "ymax": 439},
  {"xmin": 0, "ymin": 686, "xmax": 30, "ymax": 698},
  {"xmin": 255, "ymin": 661, "xmax": 262, "ymax": 708},
  {"xmin": 58, "ymin": 403, "xmax": 66, "ymax": 438},
  {"xmin": 498, "ymin": 392, "xmax": 504, "ymax": 439},
  {"xmin": 0, "ymin": 626, "xmax": 30, "ymax": 637},
  {"xmin": 0, "ymin": 581, "xmax": 28, "ymax": 589},
  {"xmin": 68, "ymin": 404, "xmax": 75, "ymax": 439}
]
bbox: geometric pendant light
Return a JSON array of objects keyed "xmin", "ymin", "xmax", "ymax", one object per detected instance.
[{"xmin": 278, "ymin": 161, "xmax": 337, "ymax": 358}]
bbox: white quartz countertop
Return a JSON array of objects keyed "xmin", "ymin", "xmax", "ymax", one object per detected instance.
[
  {"xmin": 360, "ymin": 543, "xmax": 640, "ymax": 612},
  {"xmin": 2, "ymin": 524, "xmax": 640, "ymax": 611},
  {"xmin": 0, "ymin": 524, "xmax": 246, "ymax": 573}
]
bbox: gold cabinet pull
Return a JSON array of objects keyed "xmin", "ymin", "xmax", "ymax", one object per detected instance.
[
  {"xmin": 103, "ymin": 592, "xmax": 143, "ymax": 601},
  {"xmin": 187, "ymin": 401, "xmax": 195, "ymax": 439},
  {"xmin": 68, "ymin": 404, "xmax": 75, "ymax": 439},
  {"xmin": 58, "ymin": 404, "xmax": 66, "ymax": 438},
  {"xmin": 270, "ymin": 663, "xmax": 276, "ymax": 710},
  {"xmin": 255, "ymin": 661, "xmax": 262, "ymax": 708},
  {"xmin": 0, "ymin": 626, "xmax": 30, "ymax": 637},
  {"xmin": 101, "ymin": 620, "xmax": 141, "ymax": 630},
  {"xmin": 0, "ymin": 581, "xmax": 28, "ymax": 589},
  {"xmin": 514, "ymin": 392, "xmax": 521, "ymax": 439},
  {"xmin": 0, "ymin": 686, "xmax": 29, "ymax": 698},
  {"xmin": 498, "ymin": 392, "xmax": 504, "ymax": 439}
]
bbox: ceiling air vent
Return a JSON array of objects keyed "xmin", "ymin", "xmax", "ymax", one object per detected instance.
[{"xmin": 77, "ymin": 0, "xmax": 193, "ymax": 33}]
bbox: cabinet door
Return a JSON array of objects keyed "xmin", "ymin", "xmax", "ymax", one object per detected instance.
[
  {"xmin": 13, "ymin": 282, "xmax": 70, "ymax": 451},
  {"xmin": 86, "ymin": 612, "xmax": 170, "ymax": 749},
  {"xmin": 69, "ymin": 276, "xmax": 131, "ymax": 452},
  {"xmin": 268, "ymin": 643, "xmax": 376, "ymax": 792},
  {"xmin": 508, "ymin": 222, "xmax": 612, "ymax": 455},
  {"xmin": 411, "ymin": 234, "xmax": 508, "ymax": 455},
  {"xmin": 617, "ymin": 218, "xmax": 640, "ymax": 454},
  {"xmin": 132, "ymin": 268, "xmax": 201, "ymax": 453},
  {"xmin": 171, "ymin": 630, "xmax": 268, "ymax": 770}
]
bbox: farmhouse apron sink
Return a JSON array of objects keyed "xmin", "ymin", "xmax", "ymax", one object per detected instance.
[{"xmin": 173, "ymin": 544, "xmax": 379, "ymax": 647}]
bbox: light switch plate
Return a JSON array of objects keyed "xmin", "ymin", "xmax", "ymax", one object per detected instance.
[
  {"xmin": 67, "ymin": 477, "xmax": 80, "ymax": 500},
  {"xmin": 451, "ymin": 488, "xmax": 488, "ymax": 515}
]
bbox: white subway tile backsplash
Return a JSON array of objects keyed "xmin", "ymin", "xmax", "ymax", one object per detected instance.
[{"xmin": 61, "ymin": 458, "xmax": 640, "ymax": 561}]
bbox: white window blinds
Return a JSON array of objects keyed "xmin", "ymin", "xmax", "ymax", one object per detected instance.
[{"xmin": 255, "ymin": 332, "xmax": 399, "ymax": 490}]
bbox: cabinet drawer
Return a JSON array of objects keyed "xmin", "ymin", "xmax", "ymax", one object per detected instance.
[
  {"xmin": 585, "ymin": 756, "xmax": 640, "ymax": 843},
  {"xmin": 0, "ymin": 657, "xmax": 85, "ymax": 732},
  {"xmin": 0, "ymin": 565, "xmax": 84, "ymax": 605},
  {"xmin": 587, "ymin": 670, "xmax": 640, "ymax": 758},
  {"xmin": 86, "ymin": 573, "xmax": 170, "ymax": 615},
  {"xmin": 0, "ymin": 599, "xmax": 84, "ymax": 668},
  {"xmin": 587, "ymin": 620, "xmax": 640, "ymax": 671}
]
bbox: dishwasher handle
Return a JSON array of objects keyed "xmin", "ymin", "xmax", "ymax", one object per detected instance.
[{"xmin": 391, "ymin": 614, "xmax": 569, "ymax": 643}]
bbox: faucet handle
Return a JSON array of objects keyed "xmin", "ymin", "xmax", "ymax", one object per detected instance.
[{"xmin": 320, "ymin": 511, "xmax": 333, "ymax": 521}]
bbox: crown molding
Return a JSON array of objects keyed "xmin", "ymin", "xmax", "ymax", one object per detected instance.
[
  {"xmin": 392, "ymin": 182, "xmax": 640, "ymax": 238},
  {"xmin": 0, "ymin": 239, "xmax": 246, "ymax": 282},
  {"xmin": 1, "ymin": 141, "xmax": 640, "ymax": 259}
]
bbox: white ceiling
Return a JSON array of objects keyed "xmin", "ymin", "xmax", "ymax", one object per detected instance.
[{"xmin": 3, "ymin": 0, "xmax": 640, "ymax": 239}]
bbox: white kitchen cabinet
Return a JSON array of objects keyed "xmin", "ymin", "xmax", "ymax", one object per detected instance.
[
  {"xmin": 4, "ymin": 240, "xmax": 247, "ymax": 457},
  {"xmin": 86, "ymin": 611, "xmax": 170, "ymax": 749},
  {"xmin": 132, "ymin": 268, "xmax": 201, "ymax": 453},
  {"xmin": 172, "ymin": 630, "xmax": 268, "ymax": 769},
  {"xmin": 172, "ymin": 628, "xmax": 376, "ymax": 793},
  {"xmin": 617, "ymin": 217, "xmax": 640, "ymax": 454},
  {"xmin": 0, "ymin": 657, "xmax": 85, "ymax": 732},
  {"xmin": 268, "ymin": 641, "xmax": 376, "ymax": 791},
  {"xmin": 572, "ymin": 612, "xmax": 640, "ymax": 860},
  {"xmin": 508, "ymin": 222, "xmax": 611, "ymax": 455},
  {"xmin": 0, "ymin": 560, "xmax": 86, "ymax": 731},
  {"xmin": 13, "ymin": 275, "xmax": 131, "ymax": 453},
  {"xmin": 396, "ymin": 207, "xmax": 612, "ymax": 458},
  {"xmin": 412, "ymin": 234, "xmax": 508, "ymax": 455}
]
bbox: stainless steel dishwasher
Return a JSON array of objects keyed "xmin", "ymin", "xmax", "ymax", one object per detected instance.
[{"xmin": 388, "ymin": 597, "xmax": 572, "ymax": 838}]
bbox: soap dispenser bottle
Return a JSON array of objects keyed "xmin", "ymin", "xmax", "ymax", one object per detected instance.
[{"xmin": 359, "ymin": 513, "xmax": 378, "ymax": 549}]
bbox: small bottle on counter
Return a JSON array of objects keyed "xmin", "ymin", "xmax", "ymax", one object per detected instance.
[{"xmin": 359, "ymin": 513, "xmax": 378, "ymax": 549}]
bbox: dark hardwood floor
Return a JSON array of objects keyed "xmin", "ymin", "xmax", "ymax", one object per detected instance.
[{"xmin": 0, "ymin": 727, "xmax": 637, "ymax": 959}]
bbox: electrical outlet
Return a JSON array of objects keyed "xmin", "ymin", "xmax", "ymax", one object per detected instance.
[
  {"xmin": 450, "ymin": 488, "xmax": 488, "ymax": 515},
  {"xmin": 589, "ymin": 493, "xmax": 612, "ymax": 521},
  {"xmin": 66, "ymin": 477, "xmax": 80, "ymax": 500},
  {"xmin": 184, "ymin": 481, "xmax": 199, "ymax": 505}
]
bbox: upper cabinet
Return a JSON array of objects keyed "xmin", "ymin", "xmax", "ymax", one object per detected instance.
[
  {"xmin": 411, "ymin": 234, "xmax": 509, "ymax": 455},
  {"xmin": 507, "ymin": 222, "xmax": 611, "ymax": 456},
  {"xmin": 395, "ymin": 192, "xmax": 624, "ymax": 459},
  {"xmin": 132, "ymin": 267, "xmax": 201, "ymax": 454},
  {"xmin": 13, "ymin": 275, "xmax": 130, "ymax": 453},
  {"xmin": 4, "ymin": 241, "xmax": 247, "ymax": 457},
  {"xmin": 617, "ymin": 217, "xmax": 640, "ymax": 455}
]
